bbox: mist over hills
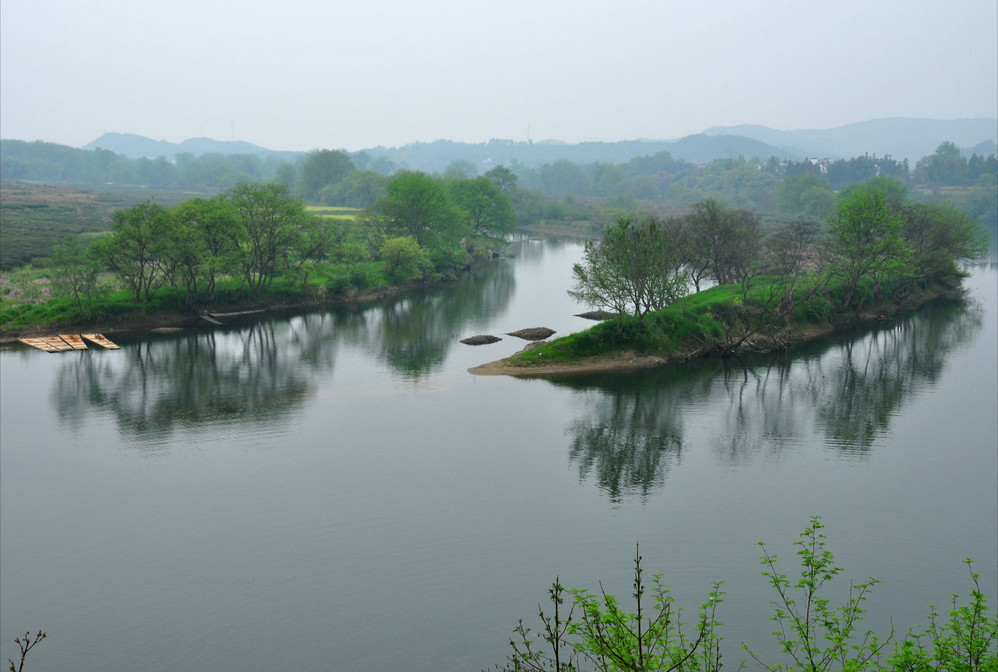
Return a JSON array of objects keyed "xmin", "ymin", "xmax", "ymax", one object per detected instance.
[
  {"xmin": 81, "ymin": 133, "xmax": 301, "ymax": 163},
  {"xmin": 703, "ymin": 117, "xmax": 998, "ymax": 163},
  {"xmin": 64, "ymin": 117, "xmax": 998, "ymax": 172},
  {"xmin": 81, "ymin": 132, "xmax": 794, "ymax": 168}
]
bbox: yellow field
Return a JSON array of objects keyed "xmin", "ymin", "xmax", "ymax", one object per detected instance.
[{"xmin": 306, "ymin": 206, "xmax": 362, "ymax": 220}]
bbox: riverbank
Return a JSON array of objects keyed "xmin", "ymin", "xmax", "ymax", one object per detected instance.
[
  {"xmin": 0, "ymin": 284, "xmax": 412, "ymax": 348},
  {"xmin": 469, "ymin": 282, "xmax": 960, "ymax": 377}
]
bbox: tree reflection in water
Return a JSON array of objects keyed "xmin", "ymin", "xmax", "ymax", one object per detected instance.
[
  {"xmin": 50, "ymin": 257, "xmax": 517, "ymax": 439},
  {"xmin": 558, "ymin": 364, "xmax": 713, "ymax": 503},
  {"xmin": 51, "ymin": 323, "xmax": 320, "ymax": 443},
  {"xmin": 552, "ymin": 288, "xmax": 983, "ymax": 500},
  {"xmin": 363, "ymin": 257, "xmax": 515, "ymax": 378}
]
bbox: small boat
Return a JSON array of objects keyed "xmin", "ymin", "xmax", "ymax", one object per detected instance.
[{"xmin": 81, "ymin": 333, "xmax": 121, "ymax": 349}]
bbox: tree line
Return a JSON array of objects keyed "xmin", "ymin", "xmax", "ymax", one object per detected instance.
[
  {"xmin": 3, "ymin": 139, "xmax": 994, "ymax": 215},
  {"xmin": 32, "ymin": 170, "xmax": 517, "ymax": 325},
  {"xmin": 569, "ymin": 178, "xmax": 988, "ymax": 339}
]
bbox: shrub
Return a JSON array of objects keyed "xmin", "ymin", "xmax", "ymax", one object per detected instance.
[{"xmin": 492, "ymin": 517, "xmax": 998, "ymax": 672}]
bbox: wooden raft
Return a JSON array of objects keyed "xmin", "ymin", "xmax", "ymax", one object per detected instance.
[
  {"xmin": 59, "ymin": 333, "xmax": 88, "ymax": 350},
  {"xmin": 41, "ymin": 335, "xmax": 75, "ymax": 351},
  {"xmin": 81, "ymin": 333, "xmax": 121, "ymax": 349},
  {"xmin": 17, "ymin": 337, "xmax": 63, "ymax": 352},
  {"xmin": 19, "ymin": 333, "xmax": 120, "ymax": 352}
]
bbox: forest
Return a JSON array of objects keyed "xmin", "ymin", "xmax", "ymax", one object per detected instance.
[
  {"xmin": 0, "ymin": 134, "xmax": 995, "ymax": 335},
  {"xmin": 0, "ymin": 170, "xmax": 517, "ymax": 333},
  {"xmin": 1, "ymin": 136, "xmax": 995, "ymax": 269},
  {"xmin": 497, "ymin": 184, "xmax": 988, "ymax": 372}
]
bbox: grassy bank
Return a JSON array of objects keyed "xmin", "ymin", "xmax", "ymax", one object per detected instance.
[
  {"xmin": 0, "ymin": 259, "xmax": 399, "ymax": 340},
  {"xmin": 483, "ymin": 274, "xmax": 959, "ymax": 374}
]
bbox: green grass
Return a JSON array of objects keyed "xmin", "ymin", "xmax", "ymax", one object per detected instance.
[
  {"xmin": 306, "ymin": 205, "xmax": 362, "ymax": 220},
  {"xmin": 506, "ymin": 273, "xmax": 947, "ymax": 367},
  {"xmin": 512, "ymin": 282, "xmax": 748, "ymax": 365},
  {"xmin": 0, "ymin": 182, "xmax": 215, "ymax": 270},
  {"xmin": 0, "ymin": 259, "xmax": 395, "ymax": 334}
]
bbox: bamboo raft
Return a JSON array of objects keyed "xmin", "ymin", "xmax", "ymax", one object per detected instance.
[
  {"xmin": 17, "ymin": 333, "xmax": 120, "ymax": 352},
  {"xmin": 81, "ymin": 333, "xmax": 120, "ymax": 349},
  {"xmin": 17, "ymin": 337, "xmax": 63, "ymax": 352},
  {"xmin": 42, "ymin": 335, "xmax": 75, "ymax": 351},
  {"xmin": 59, "ymin": 333, "xmax": 88, "ymax": 350}
]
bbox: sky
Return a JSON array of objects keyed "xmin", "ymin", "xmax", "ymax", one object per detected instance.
[{"xmin": 1, "ymin": 0, "xmax": 996, "ymax": 152}]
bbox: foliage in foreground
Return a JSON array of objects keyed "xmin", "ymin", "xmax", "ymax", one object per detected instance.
[
  {"xmin": 490, "ymin": 516, "xmax": 997, "ymax": 671},
  {"xmin": 7, "ymin": 630, "xmax": 45, "ymax": 672}
]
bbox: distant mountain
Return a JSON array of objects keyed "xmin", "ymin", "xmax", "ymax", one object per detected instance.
[
  {"xmin": 76, "ymin": 117, "xmax": 998, "ymax": 172},
  {"xmin": 357, "ymin": 135, "xmax": 800, "ymax": 173},
  {"xmin": 82, "ymin": 132, "xmax": 302, "ymax": 162},
  {"xmin": 77, "ymin": 132, "xmax": 798, "ymax": 171},
  {"xmin": 967, "ymin": 140, "xmax": 998, "ymax": 157},
  {"xmin": 702, "ymin": 118, "xmax": 998, "ymax": 162}
]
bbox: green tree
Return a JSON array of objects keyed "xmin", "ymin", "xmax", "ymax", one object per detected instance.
[
  {"xmin": 443, "ymin": 159, "xmax": 477, "ymax": 181},
  {"xmin": 320, "ymin": 170, "xmax": 387, "ymax": 208},
  {"xmin": 799, "ymin": 185, "xmax": 836, "ymax": 219},
  {"xmin": 541, "ymin": 160, "xmax": 591, "ymax": 196},
  {"xmin": 592, "ymin": 162, "xmax": 628, "ymax": 197},
  {"xmin": 379, "ymin": 236, "xmax": 431, "ymax": 282},
  {"xmin": 369, "ymin": 171, "xmax": 468, "ymax": 267},
  {"xmin": 679, "ymin": 200, "xmax": 763, "ymax": 290},
  {"xmin": 449, "ymin": 176, "xmax": 518, "ymax": 243},
  {"xmin": 829, "ymin": 189, "xmax": 910, "ymax": 309},
  {"xmin": 764, "ymin": 219, "xmax": 830, "ymax": 324},
  {"xmin": 274, "ymin": 162, "xmax": 299, "ymax": 191},
  {"xmin": 225, "ymin": 183, "xmax": 310, "ymax": 295},
  {"xmin": 168, "ymin": 196, "xmax": 243, "ymax": 308},
  {"xmin": 134, "ymin": 156, "xmax": 177, "ymax": 187},
  {"xmin": 916, "ymin": 141, "xmax": 968, "ymax": 186},
  {"xmin": 899, "ymin": 201, "xmax": 988, "ymax": 283},
  {"xmin": 50, "ymin": 235, "xmax": 104, "ymax": 318},
  {"xmin": 484, "ymin": 165, "xmax": 518, "ymax": 195},
  {"xmin": 839, "ymin": 176, "xmax": 909, "ymax": 206},
  {"xmin": 297, "ymin": 149, "xmax": 356, "ymax": 201},
  {"xmin": 95, "ymin": 201, "xmax": 174, "ymax": 303},
  {"xmin": 569, "ymin": 217, "xmax": 689, "ymax": 321},
  {"xmin": 776, "ymin": 174, "xmax": 834, "ymax": 216}
]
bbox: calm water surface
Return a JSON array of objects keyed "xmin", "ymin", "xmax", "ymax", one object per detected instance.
[{"xmin": 2, "ymin": 239, "xmax": 996, "ymax": 671}]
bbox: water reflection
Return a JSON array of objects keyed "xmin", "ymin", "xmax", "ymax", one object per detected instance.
[
  {"xmin": 803, "ymin": 292, "xmax": 983, "ymax": 453},
  {"xmin": 511, "ymin": 236, "xmax": 573, "ymax": 266},
  {"xmin": 51, "ymin": 324, "xmax": 316, "ymax": 442},
  {"xmin": 366, "ymin": 258, "xmax": 515, "ymax": 377},
  {"xmin": 50, "ymin": 258, "xmax": 517, "ymax": 437},
  {"xmin": 563, "ymin": 365, "xmax": 709, "ymax": 502},
  {"xmin": 551, "ymin": 289, "xmax": 984, "ymax": 500}
]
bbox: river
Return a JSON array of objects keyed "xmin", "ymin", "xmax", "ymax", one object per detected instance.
[{"xmin": 1, "ymin": 238, "xmax": 996, "ymax": 671}]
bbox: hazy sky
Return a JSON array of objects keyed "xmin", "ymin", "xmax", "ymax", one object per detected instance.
[{"xmin": 2, "ymin": 0, "xmax": 996, "ymax": 151}]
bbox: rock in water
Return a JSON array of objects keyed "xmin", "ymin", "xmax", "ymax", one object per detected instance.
[
  {"xmin": 507, "ymin": 327, "xmax": 556, "ymax": 341},
  {"xmin": 460, "ymin": 334, "xmax": 502, "ymax": 345}
]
